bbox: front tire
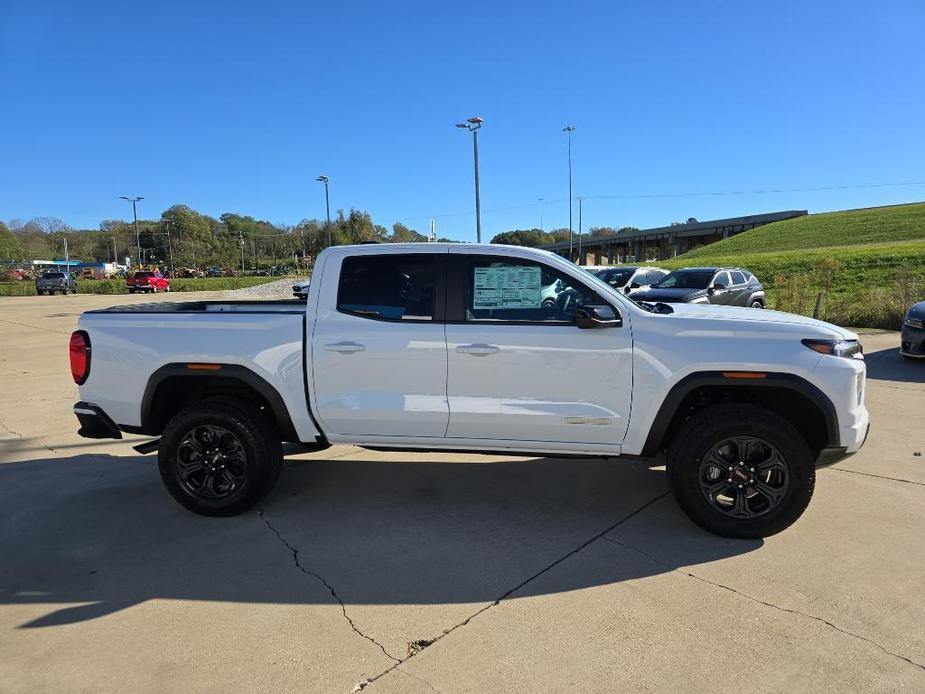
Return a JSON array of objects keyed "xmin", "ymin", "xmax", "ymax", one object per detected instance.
[
  {"xmin": 158, "ymin": 400, "xmax": 283, "ymax": 516},
  {"xmin": 667, "ymin": 404, "xmax": 814, "ymax": 538},
  {"xmin": 750, "ymin": 299, "xmax": 764, "ymax": 309}
]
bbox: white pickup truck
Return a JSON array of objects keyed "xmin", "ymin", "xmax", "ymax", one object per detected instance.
[{"xmin": 69, "ymin": 243, "xmax": 869, "ymax": 538}]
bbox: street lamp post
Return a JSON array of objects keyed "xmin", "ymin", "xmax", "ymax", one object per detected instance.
[
  {"xmin": 161, "ymin": 219, "xmax": 174, "ymax": 277},
  {"xmin": 315, "ymin": 176, "xmax": 331, "ymax": 247},
  {"xmin": 538, "ymin": 197, "xmax": 544, "ymax": 231},
  {"xmin": 119, "ymin": 196, "xmax": 144, "ymax": 266},
  {"xmin": 577, "ymin": 195, "xmax": 584, "ymax": 264},
  {"xmin": 456, "ymin": 116, "xmax": 484, "ymax": 243},
  {"xmin": 562, "ymin": 126, "xmax": 575, "ymax": 260}
]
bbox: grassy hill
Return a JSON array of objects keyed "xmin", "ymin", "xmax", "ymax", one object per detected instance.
[
  {"xmin": 680, "ymin": 202, "xmax": 925, "ymax": 259},
  {"xmin": 662, "ymin": 202, "xmax": 925, "ymax": 329}
]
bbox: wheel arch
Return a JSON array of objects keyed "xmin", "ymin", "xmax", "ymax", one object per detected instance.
[
  {"xmin": 641, "ymin": 371, "xmax": 838, "ymax": 458},
  {"xmin": 136, "ymin": 363, "xmax": 299, "ymax": 441}
]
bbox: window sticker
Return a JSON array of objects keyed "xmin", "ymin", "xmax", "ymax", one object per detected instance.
[{"xmin": 473, "ymin": 265, "xmax": 542, "ymax": 309}]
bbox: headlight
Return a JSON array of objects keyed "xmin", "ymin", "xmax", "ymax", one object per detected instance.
[
  {"xmin": 905, "ymin": 315, "xmax": 924, "ymax": 329},
  {"xmin": 802, "ymin": 338, "xmax": 863, "ymax": 359}
]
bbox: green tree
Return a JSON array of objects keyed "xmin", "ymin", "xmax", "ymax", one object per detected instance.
[{"xmin": 0, "ymin": 222, "xmax": 21, "ymax": 260}]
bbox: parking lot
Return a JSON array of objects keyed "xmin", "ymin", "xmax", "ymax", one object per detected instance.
[{"xmin": 1, "ymin": 292, "xmax": 923, "ymax": 693}]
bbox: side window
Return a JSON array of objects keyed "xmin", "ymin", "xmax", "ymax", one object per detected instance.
[
  {"xmin": 337, "ymin": 254, "xmax": 436, "ymax": 321},
  {"xmin": 731, "ymin": 271, "xmax": 746, "ymax": 285},
  {"xmin": 466, "ymin": 258, "xmax": 601, "ymax": 323},
  {"xmin": 714, "ymin": 271, "xmax": 732, "ymax": 287}
]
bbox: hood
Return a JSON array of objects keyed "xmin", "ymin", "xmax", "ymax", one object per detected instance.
[
  {"xmin": 908, "ymin": 300, "xmax": 925, "ymax": 317},
  {"xmin": 664, "ymin": 302, "xmax": 858, "ymax": 340},
  {"xmin": 629, "ymin": 287, "xmax": 707, "ymax": 303}
]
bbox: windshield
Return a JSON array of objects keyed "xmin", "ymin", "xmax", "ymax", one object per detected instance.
[
  {"xmin": 43, "ymin": 272, "xmax": 65, "ymax": 278},
  {"xmin": 134, "ymin": 272, "xmax": 153, "ymax": 278},
  {"xmin": 653, "ymin": 270, "xmax": 715, "ymax": 289},
  {"xmin": 595, "ymin": 268, "xmax": 634, "ymax": 286}
]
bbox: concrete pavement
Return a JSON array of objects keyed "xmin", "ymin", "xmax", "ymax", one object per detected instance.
[{"xmin": 1, "ymin": 293, "xmax": 923, "ymax": 692}]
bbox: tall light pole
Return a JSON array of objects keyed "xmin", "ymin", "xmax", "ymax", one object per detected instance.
[
  {"xmin": 456, "ymin": 116, "xmax": 484, "ymax": 243},
  {"xmin": 538, "ymin": 197, "xmax": 545, "ymax": 231},
  {"xmin": 161, "ymin": 219, "xmax": 174, "ymax": 276},
  {"xmin": 120, "ymin": 196, "xmax": 144, "ymax": 266},
  {"xmin": 315, "ymin": 175, "xmax": 331, "ymax": 247},
  {"xmin": 577, "ymin": 195, "xmax": 584, "ymax": 264},
  {"xmin": 563, "ymin": 126, "xmax": 575, "ymax": 260}
]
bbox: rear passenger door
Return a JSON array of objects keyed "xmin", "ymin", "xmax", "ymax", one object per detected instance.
[
  {"xmin": 310, "ymin": 251, "xmax": 449, "ymax": 438},
  {"xmin": 729, "ymin": 271, "xmax": 749, "ymax": 305}
]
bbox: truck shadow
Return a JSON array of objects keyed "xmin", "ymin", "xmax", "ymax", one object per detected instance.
[
  {"xmin": 0, "ymin": 451, "xmax": 760, "ymax": 628},
  {"xmin": 864, "ymin": 346, "xmax": 925, "ymax": 384}
]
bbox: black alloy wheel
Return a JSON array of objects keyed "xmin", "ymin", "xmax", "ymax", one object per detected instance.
[
  {"xmin": 176, "ymin": 424, "xmax": 248, "ymax": 500},
  {"xmin": 667, "ymin": 404, "xmax": 814, "ymax": 538},
  {"xmin": 158, "ymin": 399, "xmax": 283, "ymax": 516},
  {"xmin": 697, "ymin": 436, "xmax": 788, "ymax": 519}
]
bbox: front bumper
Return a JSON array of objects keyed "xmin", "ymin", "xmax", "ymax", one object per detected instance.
[
  {"xmin": 74, "ymin": 402, "xmax": 122, "ymax": 440},
  {"xmin": 900, "ymin": 323, "xmax": 925, "ymax": 358}
]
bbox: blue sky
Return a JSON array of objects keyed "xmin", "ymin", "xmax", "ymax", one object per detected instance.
[{"xmin": 1, "ymin": 1, "xmax": 923, "ymax": 240}]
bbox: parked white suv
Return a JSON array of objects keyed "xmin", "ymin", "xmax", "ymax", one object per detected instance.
[{"xmin": 69, "ymin": 243, "xmax": 869, "ymax": 538}]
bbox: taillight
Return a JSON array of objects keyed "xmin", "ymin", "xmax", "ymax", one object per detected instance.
[{"xmin": 69, "ymin": 331, "xmax": 91, "ymax": 384}]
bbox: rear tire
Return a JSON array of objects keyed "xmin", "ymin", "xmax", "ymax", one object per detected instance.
[
  {"xmin": 158, "ymin": 400, "xmax": 283, "ymax": 516},
  {"xmin": 667, "ymin": 404, "xmax": 814, "ymax": 539}
]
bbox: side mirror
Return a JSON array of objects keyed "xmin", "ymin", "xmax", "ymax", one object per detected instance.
[
  {"xmin": 709, "ymin": 283, "xmax": 726, "ymax": 293},
  {"xmin": 575, "ymin": 305, "xmax": 622, "ymax": 329}
]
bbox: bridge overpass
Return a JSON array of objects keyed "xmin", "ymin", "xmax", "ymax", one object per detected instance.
[{"xmin": 541, "ymin": 210, "xmax": 807, "ymax": 264}]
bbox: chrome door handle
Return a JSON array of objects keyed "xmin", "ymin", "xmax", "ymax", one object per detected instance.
[
  {"xmin": 456, "ymin": 344, "xmax": 500, "ymax": 356},
  {"xmin": 324, "ymin": 341, "xmax": 366, "ymax": 353}
]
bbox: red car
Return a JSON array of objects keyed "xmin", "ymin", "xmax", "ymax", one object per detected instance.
[{"xmin": 126, "ymin": 271, "xmax": 170, "ymax": 294}]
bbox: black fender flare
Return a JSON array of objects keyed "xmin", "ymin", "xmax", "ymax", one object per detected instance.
[
  {"xmin": 640, "ymin": 370, "xmax": 838, "ymax": 457},
  {"xmin": 136, "ymin": 363, "xmax": 299, "ymax": 441}
]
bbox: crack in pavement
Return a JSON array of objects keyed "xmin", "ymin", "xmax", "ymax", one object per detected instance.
[
  {"xmin": 257, "ymin": 506, "xmax": 401, "ymax": 663},
  {"xmin": 831, "ymin": 467, "xmax": 925, "ymax": 487},
  {"xmin": 0, "ymin": 317, "xmax": 70, "ymax": 335},
  {"xmin": 600, "ymin": 536, "xmax": 925, "ymax": 672},
  {"xmin": 395, "ymin": 665, "xmax": 442, "ymax": 693},
  {"xmin": 358, "ymin": 490, "xmax": 672, "ymax": 691},
  {"xmin": 0, "ymin": 418, "xmax": 24, "ymax": 439}
]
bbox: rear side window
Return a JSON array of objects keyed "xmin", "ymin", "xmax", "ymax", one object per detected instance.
[{"xmin": 337, "ymin": 254, "xmax": 436, "ymax": 321}]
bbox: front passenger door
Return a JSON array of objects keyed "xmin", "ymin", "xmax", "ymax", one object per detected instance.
[{"xmin": 444, "ymin": 253, "xmax": 633, "ymax": 446}]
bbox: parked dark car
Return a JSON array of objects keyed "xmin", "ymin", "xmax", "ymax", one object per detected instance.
[
  {"xmin": 628, "ymin": 267, "xmax": 765, "ymax": 307},
  {"xmin": 901, "ymin": 300, "xmax": 925, "ymax": 359},
  {"xmin": 35, "ymin": 271, "xmax": 78, "ymax": 295}
]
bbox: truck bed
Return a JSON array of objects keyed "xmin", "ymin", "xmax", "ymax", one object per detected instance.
[{"xmin": 76, "ymin": 299, "xmax": 320, "ymax": 442}]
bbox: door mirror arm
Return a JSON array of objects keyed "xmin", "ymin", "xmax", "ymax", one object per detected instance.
[{"xmin": 574, "ymin": 305, "xmax": 622, "ymax": 329}]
